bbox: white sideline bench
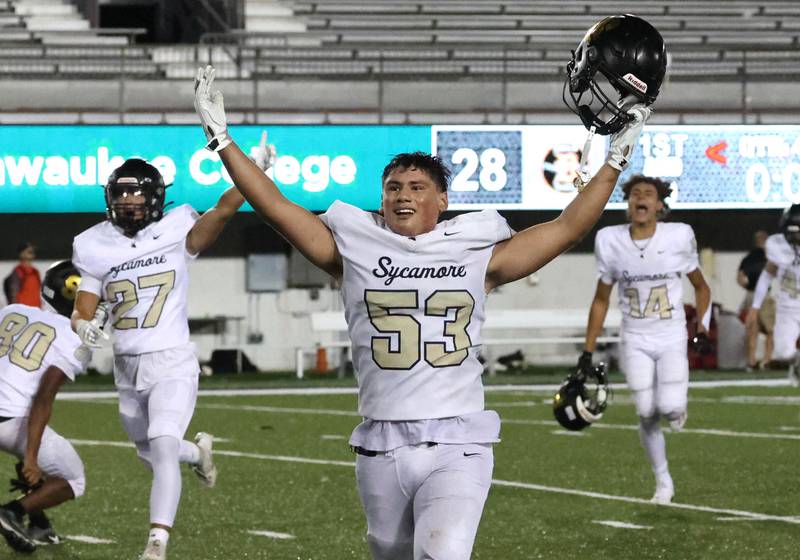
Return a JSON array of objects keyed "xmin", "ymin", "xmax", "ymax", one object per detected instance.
[{"xmin": 295, "ymin": 309, "xmax": 622, "ymax": 378}]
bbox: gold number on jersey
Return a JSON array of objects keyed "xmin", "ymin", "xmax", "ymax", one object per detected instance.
[
  {"xmin": 106, "ymin": 280, "xmax": 138, "ymax": 330},
  {"xmin": 424, "ymin": 290, "xmax": 475, "ymax": 367},
  {"xmin": 138, "ymin": 271, "xmax": 176, "ymax": 328},
  {"xmin": 365, "ymin": 290, "xmax": 420, "ymax": 370},
  {"xmin": 780, "ymin": 270, "xmax": 798, "ymax": 298},
  {"xmin": 106, "ymin": 270, "xmax": 177, "ymax": 330},
  {"xmin": 624, "ymin": 284, "xmax": 672, "ymax": 319},
  {"xmin": 364, "ymin": 289, "xmax": 475, "ymax": 370},
  {"xmin": 0, "ymin": 313, "xmax": 57, "ymax": 372}
]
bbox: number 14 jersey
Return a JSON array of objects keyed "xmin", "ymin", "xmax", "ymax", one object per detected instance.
[
  {"xmin": 595, "ymin": 222, "xmax": 699, "ymax": 337},
  {"xmin": 322, "ymin": 201, "xmax": 513, "ymax": 421}
]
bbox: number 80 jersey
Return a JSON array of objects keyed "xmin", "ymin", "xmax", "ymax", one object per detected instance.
[
  {"xmin": 72, "ymin": 204, "xmax": 199, "ymax": 355},
  {"xmin": 321, "ymin": 201, "xmax": 513, "ymax": 421},
  {"xmin": 595, "ymin": 222, "xmax": 699, "ymax": 336}
]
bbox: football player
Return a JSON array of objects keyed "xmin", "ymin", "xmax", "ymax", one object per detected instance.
[
  {"xmin": 70, "ymin": 142, "xmax": 274, "ymax": 560},
  {"xmin": 0, "ymin": 261, "xmax": 90, "ymax": 553},
  {"xmin": 748, "ymin": 204, "xmax": 800, "ymax": 387},
  {"xmin": 581, "ymin": 175, "xmax": 711, "ymax": 505},
  {"xmin": 194, "ymin": 40, "xmax": 655, "ymax": 557}
]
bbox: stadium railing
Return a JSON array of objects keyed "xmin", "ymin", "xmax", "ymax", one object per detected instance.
[{"xmin": 295, "ymin": 308, "xmax": 622, "ymax": 378}]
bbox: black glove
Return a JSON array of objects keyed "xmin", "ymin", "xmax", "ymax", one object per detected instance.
[
  {"xmin": 690, "ymin": 332, "xmax": 713, "ymax": 356},
  {"xmin": 577, "ymin": 350, "xmax": 593, "ymax": 374}
]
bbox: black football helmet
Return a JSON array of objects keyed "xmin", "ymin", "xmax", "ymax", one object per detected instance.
[
  {"xmin": 104, "ymin": 158, "xmax": 168, "ymax": 236},
  {"xmin": 563, "ymin": 14, "xmax": 667, "ymax": 135},
  {"xmin": 41, "ymin": 260, "xmax": 81, "ymax": 318},
  {"xmin": 779, "ymin": 204, "xmax": 800, "ymax": 245},
  {"xmin": 553, "ymin": 362, "xmax": 609, "ymax": 431}
]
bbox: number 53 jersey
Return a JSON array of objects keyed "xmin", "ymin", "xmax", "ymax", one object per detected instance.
[
  {"xmin": 322, "ymin": 201, "xmax": 513, "ymax": 421},
  {"xmin": 72, "ymin": 204, "xmax": 199, "ymax": 355},
  {"xmin": 595, "ymin": 222, "xmax": 699, "ymax": 337}
]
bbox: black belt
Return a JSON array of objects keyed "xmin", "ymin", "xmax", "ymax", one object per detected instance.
[
  {"xmin": 351, "ymin": 442, "xmax": 437, "ymax": 457},
  {"xmin": 351, "ymin": 446, "xmax": 378, "ymax": 457}
]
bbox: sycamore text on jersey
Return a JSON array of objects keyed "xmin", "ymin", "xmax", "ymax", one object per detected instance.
[
  {"xmin": 109, "ymin": 254, "xmax": 168, "ymax": 278},
  {"xmin": 620, "ymin": 270, "xmax": 673, "ymax": 284},
  {"xmin": 371, "ymin": 256, "xmax": 468, "ymax": 286}
]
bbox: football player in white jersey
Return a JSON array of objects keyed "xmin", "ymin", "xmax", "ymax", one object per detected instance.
[
  {"xmin": 194, "ymin": 65, "xmax": 652, "ymax": 559},
  {"xmin": 581, "ymin": 175, "xmax": 711, "ymax": 505},
  {"xmin": 70, "ymin": 148, "xmax": 271, "ymax": 560},
  {"xmin": 748, "ymin": 204, "xmax": 800, "ymax": 387},
  {"xmin": 0, "ymin": 261, "xmax": 90, "ymax": 553}
]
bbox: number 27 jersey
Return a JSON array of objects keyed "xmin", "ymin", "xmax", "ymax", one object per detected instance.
[
  {"xmin": 72, "ymin": 204, "xmax": 199, "ymax": 355},
  {"xmin": 321, "ymin": 201, "xmax": 513, "ymax": 421}
]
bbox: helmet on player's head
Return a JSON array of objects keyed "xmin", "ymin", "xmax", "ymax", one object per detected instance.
[
  {"xmin": 41, "ymin": 260, "xmax": 81, "ymax": 318},
  {"xmin": 779, "ymin": 204, "xmax": 800, "ymax": 245},
  {"xmin": 104, "ymin": 158, "xmax": 168, "ymax": 236},
  {"xmin": 553, "ymin": 362, "xmax": 609, "ymax": 431},
  {"xmin": 563, "ymin": 14, "xmax": 667, "ymax": 136}
]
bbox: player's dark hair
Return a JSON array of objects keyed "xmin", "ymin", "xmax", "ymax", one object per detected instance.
[
  {"xmin": 382, "ymin": 152, "xmax": 451, "ymax": 193},
  {"xmin": 621, "ymin": 175, "xmax": 672, "ymax": 201}
]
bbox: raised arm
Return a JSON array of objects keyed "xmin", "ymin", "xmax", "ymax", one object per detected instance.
[
  {"xmin": 186, "ymin": 186, "xmax": 245, "ymax": 255},
  {"xmin": 193, "ymin": 66, "xmax": 341, "ymax": 277},
  {"xmin": 486, "ymin": 106, "xmax": 650, "ymax": 291}
]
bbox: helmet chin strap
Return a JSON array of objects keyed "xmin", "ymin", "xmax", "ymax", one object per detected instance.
[{"xmin": 573, "ymin": 125, "xmax": 596, "ymax": 192}]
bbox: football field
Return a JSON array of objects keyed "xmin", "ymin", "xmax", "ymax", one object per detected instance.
[{"xmin": 8, "ymin": 375, "xmax": 799, "ymax": 559}]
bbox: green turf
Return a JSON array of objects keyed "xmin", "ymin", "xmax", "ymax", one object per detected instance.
[{"xmin": 4, "ymin": 377, "xmax": 798, "ymax": 559}]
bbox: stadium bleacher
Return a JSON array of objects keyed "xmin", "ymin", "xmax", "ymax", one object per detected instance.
[{"xmin": 1, "ymin": 0, "xmax": 800, "ymax": 122}]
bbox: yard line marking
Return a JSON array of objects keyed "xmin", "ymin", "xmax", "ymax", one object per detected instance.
[
  {"xmin": 201, "ymin": 403, "xmax": 361, "ymax": 416},
  {"xmin": 779, "ymin": 426, "xmax": 800, "ymax": 432},
  {"xmin": 490, "ymin": 480, "xmax": 800, "ymax": 524},
  {"xmin": 247, "ymin": 530, "xmax": 295, "ymax": 540},
  {"xmin": 592, "ymin": 520, "xmax": 651, "ymax": 530},
  {"xmin": 550, "ymin": 430, "xmax": 587, "ymax": 436},
  {"xmin": 504, "ymin": 419, "xmax": 800, "ymax": 441},
  {"xmin": 485, "ymin": 401, "xmax": 539, "ymax": 407},
  {"xmin": 321, "ymin": 434, "xmax": 347, "ymax": 440},
  {"xmin": 65, "ymin": 535, "xmax": 115, "ymax": 544},
  {"xmin": 67, "ymin": 438, "xmax": 800, "ymax": 525},
  {"xmin": 722, "ymin": 396, "xmax": 800, "ymax": 405}
]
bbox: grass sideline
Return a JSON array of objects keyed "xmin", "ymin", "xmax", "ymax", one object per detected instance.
[
  {"xmin": 63, "ymin": 365, "xmax": 788, "ymax": 392},
  {"xmin": 10, "ymin": 381, "xmax": 799, "ymax": 559}
]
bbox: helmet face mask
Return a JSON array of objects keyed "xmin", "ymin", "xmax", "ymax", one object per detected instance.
[
  {"xmin": 779, "ymin": 204, "xmax": 800, "ymax": 245},
  {"xmin": 41, "ymin": 261, "xmax": 81, "ymax": 318},
  {"xmin": 563, "ymin": 14, "xmax": 667, "ymax": 136},
  {"xmin": 104, "ymin": 159, "xmax": 167, "ymax": 236},
  {"xmin": 553, "ymin": 364, "xmax": 609, "ymax": 431}
]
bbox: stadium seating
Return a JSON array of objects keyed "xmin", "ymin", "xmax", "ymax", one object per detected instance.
[{"xmin": 2, "ymin": 0, "xmax": 800, "ymax": 121}]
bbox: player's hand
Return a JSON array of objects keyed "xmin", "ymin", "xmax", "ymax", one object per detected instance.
[
  {"xmin": 75, "ymin": 317, "xmax": 109, "ymax": 349},
  {"xmin": 251, "ymin": 130, "xmax": 277, "ymax": 172},
  {"xmin": 606, "ymin": 101, "xmax": 651, "ymax": 171},
  {"xmin": 194, "ymin": 65, "xmax": 232, "ymax": 152},
  {"xmin": 21, "ymin": 460, "xmax": 43, "ymax": 489},
  {"xmin": 577, "ymin": 350, "xmax": 593, "ymax": 375},
  {"xmin": 690, "ymin": 331, "xmax": 713, "ymax": 355}
]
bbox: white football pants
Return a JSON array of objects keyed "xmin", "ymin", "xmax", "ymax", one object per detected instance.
[
  {"xmin": 772, "ymin": 307, "xmax": 800, "ymax": 361},
  {"xmin": 0, "ymin": 417, "xmax": 86, "ymax": 498},
  {"xmin": 620, "ymin": 332, "xmax": 689, "ymax": 421},
  {"xmin": 356, "ymin": 442, "xmax": 493, "ymax": 560}
]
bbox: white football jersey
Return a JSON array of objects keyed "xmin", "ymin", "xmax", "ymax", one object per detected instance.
[
  {"xmin": 72, "ymin": 204, "xmax": 199, "ymax": 355},
  {"xmin": 595, "ymin": 222, "xmax": 699, "ymax": 336},
  {"xmin": 0, "ymin": 304, "xmax": 86, "ymax": 417},
  {"xmin": 765, "ymin": 233, "xmax": 800, "ymax": 311},
  {"xmin": 321, "ymin": 201, "xmax": 513, "ymax": 421}
]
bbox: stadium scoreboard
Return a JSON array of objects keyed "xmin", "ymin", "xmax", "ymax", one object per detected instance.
[{"xmin": 1, "ymin": 124, "xmax": 799, "ymax": 212}]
